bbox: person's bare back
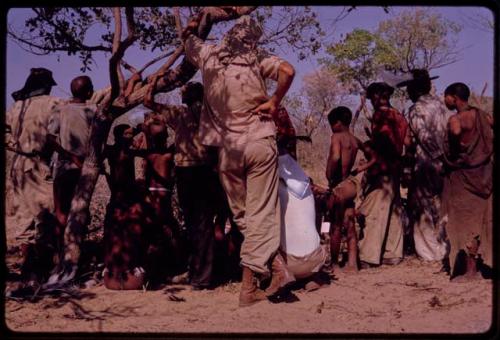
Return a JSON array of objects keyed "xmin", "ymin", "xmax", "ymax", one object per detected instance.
[
  {"xmin": 339, "ymin": 131, "xmax": 359, "ymax": 179},
  {"xmin": 449, "ymin": 108, "xmax": 478, "ymax": 145}
]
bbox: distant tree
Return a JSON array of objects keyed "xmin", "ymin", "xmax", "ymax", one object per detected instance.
[
  {"xmin": 377, "ymin": 8, "xmax": 462, "ymax": 73},
  {"xmin": 320, "ymin": 8, "xmax": 462, "ymax": 130},
  {"xmin": 322, "ymin": 9, "xmax": 462, "ymax": 91},
  {"xmin": 253, "ymin": 6, "xmax": 324, "ymax": 60},
  {"xmin": 284, "ymin": 66, "xmax": 351, "ymax": 137},
  {"xmin": 281, "ymin": 67, "xmax": 356, "ymax": 182},
  {"xmin": 320, "ymin": 29, "xmax": 387, "ymax": 93}
]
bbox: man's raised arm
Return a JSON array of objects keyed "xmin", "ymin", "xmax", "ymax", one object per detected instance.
[{"xmin": 143, "ymin": 77, "xmax": 183, "ymax": 130}]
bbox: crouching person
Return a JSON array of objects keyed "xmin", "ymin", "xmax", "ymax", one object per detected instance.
[{"xmin": 277, "ymin": 153, "xmax": 328, "ymax": 290}]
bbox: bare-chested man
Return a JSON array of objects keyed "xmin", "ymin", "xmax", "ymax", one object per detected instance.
[
  {"xmin": 442, "ymin": 82, "xmax": 493, "ymax": 281},
  {"xmin": 101, "ymin": 124, "xmax": 147, "ymax": 290},
  {"xmin": 326, "ymin": 106, "xmax": 368, "ymax": 272},
  {"xmin": 139, "ymin": 117, "xmax": 186, "ymax": 280}
]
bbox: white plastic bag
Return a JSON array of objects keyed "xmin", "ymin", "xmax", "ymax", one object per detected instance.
[{"xmin": 278, "ymin": 154, "xmax": 310, "ymax": 200}]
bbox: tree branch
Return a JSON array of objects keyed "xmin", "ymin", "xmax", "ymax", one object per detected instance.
[
  {"xmin": 104, "ymin": 7, "xmax": 138, "ymax": 114},
  {"xmin": 7, "ymin": 29, "xmax": 112, "ymax": 54},
  {"xmin": 173, "ymin": 7, "xmax": 183, "ymax": 39},
  {"xmin": 112, "ymin": 8, "xmax": 125, "ymax": 94},
  {"xmin": 97, "ymin": 6, "xmax": 258, "ymax": 111},
  {"xmin": 31, "ymin": 8, "xmax": 112, "ymax": 53}
]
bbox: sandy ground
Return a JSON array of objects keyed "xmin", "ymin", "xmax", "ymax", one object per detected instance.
[
  {"xmin": 4, "ymin": 178, "xmax": 494, "ymax": 335},
  {"xmin": 4, "ymin": 256, "xmax": 493, "ymax": 334}
]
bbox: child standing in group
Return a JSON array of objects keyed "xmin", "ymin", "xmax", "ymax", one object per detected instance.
[{"xmin": 325, "ymin": 106, "xmax": 375, "ymax": 272}]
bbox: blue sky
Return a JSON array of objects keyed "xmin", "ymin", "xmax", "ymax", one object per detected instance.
[{"xmin": 5, "ymin": 6, "xmax": 495, "ymax": 109}]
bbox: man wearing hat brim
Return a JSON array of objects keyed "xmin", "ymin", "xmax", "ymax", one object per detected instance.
[
  {"xmin": 5, "ymin": 67, "xmax": 62, "ymax": 284},
  {"xmin": 397, "ymin": 69, "xmax": 451, "ymax": 263}
]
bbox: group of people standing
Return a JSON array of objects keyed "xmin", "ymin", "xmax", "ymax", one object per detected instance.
[
  {"xmin": 318, "ymin": 68, "xmax": 493, "ymax": 284},
  {"xmin": 5, "ymin": 14, "xmax": 493, "ymax": 308}
]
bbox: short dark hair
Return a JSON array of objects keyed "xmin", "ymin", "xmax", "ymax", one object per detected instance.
[
  {"xmin": 328, "ymin": 106, "xmax": 352, "ymax": 126},
  {"xmin": 444, "ymin": 82, "xmax": 470, "ymax": 101},
  {"xmin": 70, "ymin": 75, "xmax": 93, "ymax": 99},
  {"xmin": 113, "ymin": 124, "xmax": 131, "ymax": 141},
  {"xmin": 184, "ymin": 82, "xmax": 204, "ymax": 100},
  {"xmin": 366, "ymin": 82, "xmax": 394, "ymax": 100}
]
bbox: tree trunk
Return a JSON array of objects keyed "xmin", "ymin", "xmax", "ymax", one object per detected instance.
[{"xmin": 63, "ymin": 114, "xmax": 112, "ymax": 265}]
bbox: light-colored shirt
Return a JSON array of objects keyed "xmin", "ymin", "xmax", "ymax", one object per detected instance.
[
  {"xmin": 6, "ymin": 95, "xmax": 62, "ymax": 173},
  {"xmin": 184, "ymin": 35, "xmax": 284, "ymax": 147},
  {"xmin": 278, "ymin": 155, "xmax": 320, "ymax": 257},
  {"xmin": 157, "ymin": 103, "xmax": 213, "ymax": 167},
  {"xmin": 48, "ymin": 102, "xmax": 97, "ymax": 174},
  {"xmin": 407, "ymin": 94, "xmax": 452, "ymax": 165},
  {"xmin": 279, "ymin": 183, "xmax": 320, "ymax": 257}
]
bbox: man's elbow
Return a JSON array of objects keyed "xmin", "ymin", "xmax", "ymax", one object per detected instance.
[{"xmin": 280, "ymin": 62, "xmax": 295, "ymax": 79}]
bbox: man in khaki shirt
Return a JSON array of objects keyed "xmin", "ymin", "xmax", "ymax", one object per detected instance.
[
  {"xmin": 5, "ymin": 68, "xmax": 61, "ymax": 283},
  {"xmin": 183, "ymin": 15, "xmax": 296, "ymax": 306},
  {"xmin": 144, "ymin": 80, "xmax": 219, "ymax": 290}
]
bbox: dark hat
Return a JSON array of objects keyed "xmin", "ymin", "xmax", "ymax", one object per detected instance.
[
  {"xmin": 12, "ymin": 67, "xmax": 57, "ymax": 101},
  {"xmin": 396, "ymin": 69, "xmax": 439, "ymax": 88},
  {"xmin": 366, "ymin": 82, "xmax": 394, "ymax": 99}
]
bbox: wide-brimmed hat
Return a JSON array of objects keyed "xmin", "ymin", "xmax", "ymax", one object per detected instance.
[
  {"xmin": 12, "ymin": 67, "xmax": 57, "ymax": 101},
  {"xmin": 396, "ymin": 69, "xmax": 439, "ymax": 88}
]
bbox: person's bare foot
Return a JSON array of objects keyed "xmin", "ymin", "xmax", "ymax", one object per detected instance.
[
  {"xmin": 304, "ymin": 280, "xmax": 322, "ymax": 292},
  {"xmin": 170, "ymin": 271, "xmax": 190, "ymax": 284},
  {"xmin": 341, "ymin": 265, "xmax": 359, "ymax": 274},
  {"xmin": 104, "ymin": 267, "xmax": 145, "ymax": 290},
  {"xmin": 359, "ymin": 261, "xmax": 378, "ymax": 270},
  {"xmin": 451, "ymin": 272, "xmax": 483, "ymax": 283},
  {"xmin": 382, "ymin": 257, "xmax": 402, "ymax": 266}
]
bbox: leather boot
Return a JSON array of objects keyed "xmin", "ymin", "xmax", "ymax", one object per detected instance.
[
  {"xmin": 265, "ymin": 252, "xmax": 296, "ymax": 297},
  {"xmin": 239, "ymin": 266, "xmax": 267, "ymax": 307}
]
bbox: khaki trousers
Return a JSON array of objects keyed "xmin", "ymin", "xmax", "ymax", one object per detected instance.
[
  {"xmin": 285, "ymin": 245, "xmax": 327, "ymax": 279},
  {"xmin": 10, "ymin": 160, "xmax": 55, "ymax": 243},
  {"xmin": 218, "ymin": 137, "xmax": 280, "ymax": 275},
  {"xmin": 358, "ymin": 176, "xmax": 403, "ymax": 265}
]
